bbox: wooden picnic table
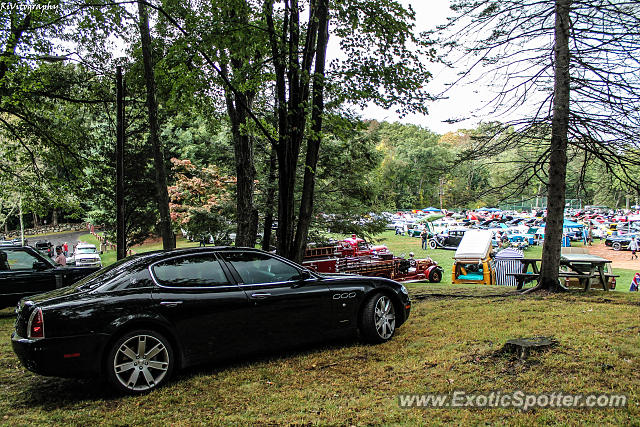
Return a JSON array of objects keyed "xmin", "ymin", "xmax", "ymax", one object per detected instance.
[
  {"xmin": 506, "ymin": 258, "xmax": 541, "ymax": 290},
  {"xmin": 559, "ymin": 253, "xmax": 615, "ymax": 291},
  {"xmin": 507, "ymin": 255, "xmax": 616, "ymax": 291}
]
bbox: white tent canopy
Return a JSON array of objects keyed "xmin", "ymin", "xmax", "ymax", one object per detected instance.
[{"xmin": 454, "ymin": 229, "xmax": 493, "ymax": 263}]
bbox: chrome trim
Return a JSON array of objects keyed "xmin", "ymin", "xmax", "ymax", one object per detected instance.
[
  {"xmin": 237, "ymin": 279, "xmax": 302, "ymax": 288},
  {"xmin": 250, "ymin": 292, "xmax": 271, "ymax": 299}
]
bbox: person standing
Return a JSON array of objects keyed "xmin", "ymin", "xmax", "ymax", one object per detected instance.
[
  {"xmin": 63, "ymin": 242, "xmax": 68, "ymax": 256},
  {"xmin": 420, "ymin": 228, "xmax": 428, "ymax": 250},
  {"xmin": 587, "ymin": 224, "xmax": 593, "ymax": 246},
  {"xmin": 54, "ymin": 247, "xmax": 66, "ymax": 266},
  {"xmin": 630, "ymin": 237, "xmax": 638, "ymax": 260}
]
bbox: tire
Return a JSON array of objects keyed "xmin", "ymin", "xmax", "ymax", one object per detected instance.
[
  {"xmin": 428, "ymin": 239, "xmax": 437, "ymax": 250},
  {"xmin": 612, "ymin": 242, "xmax": 622, "ymax": 251},
  {"xmin": 359, "ymin": 293, "xmax": 397, "ymax": 343},
  {"xmin": 429, "ymin": 268, "xmax": 442, "ymax": 283},
  {"xmin": 106, "ymin": 329, "xmax": 174, "ymax": 394}
]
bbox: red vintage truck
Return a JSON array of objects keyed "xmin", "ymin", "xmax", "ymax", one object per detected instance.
[{"xmin": 302, "ymin": 235, "xmax": 443, "ymax": 282}]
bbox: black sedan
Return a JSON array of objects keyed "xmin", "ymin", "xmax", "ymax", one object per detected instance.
[
  {"xmin": 12, "ymin": 247, "xmax": 411, "ymax": 394},
  {"xmin": 604, "ymin": 233, "xmax": 637, "ymax": 251},
  {"xmin": 0, "ymin": 246, "xmax": 100, "ymax": 308}
]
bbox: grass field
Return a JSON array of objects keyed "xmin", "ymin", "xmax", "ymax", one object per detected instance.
[{"xmin": 1, "ymin": 284, "xmax": 639, "ymax": 425}]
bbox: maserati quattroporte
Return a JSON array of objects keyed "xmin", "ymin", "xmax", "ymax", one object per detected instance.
[{"xmin": 12, "ymin": 247, "xmax": 411, "ymax": 394}]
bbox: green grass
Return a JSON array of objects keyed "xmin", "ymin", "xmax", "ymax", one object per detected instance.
[{"xmin": 1, "ymin": 285, "xmax": 639, "ymax": 425}]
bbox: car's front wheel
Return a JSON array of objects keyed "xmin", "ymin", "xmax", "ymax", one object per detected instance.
[
  {"xmin": 106, "ymin": 329, "xmax": 174, "ymax": 394},
  {"xmin": 359, "ymin": 293, "xmax": 396, "ymax": 343},
  {"xmin": 428, "ymin": 239, "xmax": 437, "ymax": 250},
  {"xmin": 612, "ymin": 242, "xmax": 622, "ymax": 251}
]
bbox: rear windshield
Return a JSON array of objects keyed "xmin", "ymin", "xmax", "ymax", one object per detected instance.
[{"xmin": 73, "ymin": 256, "xmax": 142, "ymax": 290}]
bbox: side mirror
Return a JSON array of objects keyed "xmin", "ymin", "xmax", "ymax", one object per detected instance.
[
  {"xmin": 33, "ymin": 261, "xmax": 50, "ymax": 271},
  {"xmin": 299, "ymin": 270, "xmax": 311, "ymax": 280},
  {"xmin": 291, "ymin": 270, "xmax": 312, "ymax": 287}
]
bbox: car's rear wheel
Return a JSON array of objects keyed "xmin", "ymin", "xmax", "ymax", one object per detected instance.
[
  {"xmin": 359, "ymin": 293, "xmax": 396, "ymax": 343},
  {"xmin": 428, "ymin": 239, "xmax": 437, "ymax": 250},
  {"xmin": 429, "ymin": 268, "xmax": 442, "ymax": 283},
  {"xmin": 106, "ymin": 329, "xmax": 174, "ymax": 394},
  {"xmin": 612, "ymin": 242, "xmax": 622, "ymax": 251}
]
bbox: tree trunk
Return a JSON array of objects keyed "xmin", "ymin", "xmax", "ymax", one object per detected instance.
[
  {"xmin": 262, "ymin": 146, "xmax": 277, "ymax": 252},
  {"xmin": 539, "ymin": 0, "xmax": 570, "ymax": 292},
  {"xmin": 293, "ymin": 0, "xmax": 330, "ymax": 263},
  {"xmin": 52, "ymin": 208, "xmax": 58, "ymax": 226},
  {"xmin": 115, "ymin": 65, "xmax": 127, "ymax": 260},
  {"xmin": 138, "ymin": 2, "xmax": 174, "ymax": 250},
  {"xmin": 225, "ymin": 93, "xmax": 258, "ymax": 248},
  {"xmin": 32, "ymin": 212, "xmax": 38, "ymax": 228},
  {"xmin": 220, "ymin": 50, "xmax": 258, "ymax": 248},
  {"xmin": 276, "ymin": 143, "xmax": 299, "ymax": 259}
]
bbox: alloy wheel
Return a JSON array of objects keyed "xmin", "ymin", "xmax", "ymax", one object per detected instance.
[
  {"xmin": 374, "ymin": 296, "xmax": 396, "ymax": 339},
  {"xmin": 113, "ymin": 334, "xmax": 170, "ymax": 392}
]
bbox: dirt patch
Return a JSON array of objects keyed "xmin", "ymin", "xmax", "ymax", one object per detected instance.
[{"xmin": 587, "ymin": 242, "xmax": 640, "ymax": 270}]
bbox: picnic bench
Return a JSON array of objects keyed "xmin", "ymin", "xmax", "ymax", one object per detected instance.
[{"xmin": 506, "ymin": 255, "xmax": 618, "ymax": 291}]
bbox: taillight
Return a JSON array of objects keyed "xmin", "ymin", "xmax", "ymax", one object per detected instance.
[{"xmin": 28, "ymin": 308, "xmax": 44, "ymax": 339}]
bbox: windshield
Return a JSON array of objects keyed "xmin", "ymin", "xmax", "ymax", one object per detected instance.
[{"xmin": 76, "ymin": 248, "xmax": 97, "ymax": 254}]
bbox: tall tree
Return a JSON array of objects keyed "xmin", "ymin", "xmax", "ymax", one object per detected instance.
[
  {"xmin": 539, "ymin": 0, "xmax": 570, "ymax": 290},
  {"xmin": 441, "ymin": 0, "xmax": 640, "ymax": 291},
  {"xmin": 138, "ymin": 2, "xmax": 174, "ymax": 250}
]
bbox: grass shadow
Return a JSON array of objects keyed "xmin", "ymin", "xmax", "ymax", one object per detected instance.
[{"xmin": 10, "ymin": 334, "xmax": 362, "ymax": 409}]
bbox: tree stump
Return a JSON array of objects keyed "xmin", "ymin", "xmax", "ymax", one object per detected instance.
[{"xmin": 502, "ymin": 336, "xmax": 557, "ymax": 360}]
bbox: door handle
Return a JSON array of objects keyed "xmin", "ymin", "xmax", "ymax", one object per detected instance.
[
  {"xmin": 160, "ymin": 301, "xmax": 183, "ymax": 307},
  {"xmin": 250, "ymin": 292, "xmax": 271, "ymax": 299}
]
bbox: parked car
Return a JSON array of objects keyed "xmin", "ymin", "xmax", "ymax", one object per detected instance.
[
  {"xmin": 66, "ymin": 243, "xmax": 102, "ymax": 267},
  {"xmin": 605, "ymin": 233, "xmax": 638, "ymax": 251},
  {"xmin": 11, "ymin": 247, "xmax": 411, "ymax": 394},
  {"xmin": 0, "ymin": 246, "xmax": 100, "ymax": 308},
  {"xmin": 34, "ymin": 240, "xmax": 54, "ymax": 258},
  {"xmin": 428, "ymin": 228, "xmax": 467, "ymax": 250}
]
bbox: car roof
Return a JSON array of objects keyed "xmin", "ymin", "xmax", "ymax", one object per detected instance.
[{"xmin": 130, "ymin": 246, "xmax": 267, "ymax": 261}]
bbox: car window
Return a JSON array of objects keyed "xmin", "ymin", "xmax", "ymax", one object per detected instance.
[
  {"xmin": 152, "ymin": 255, "xmax": 229, "ymax": 287},
  {"xmin": 2, "ymin": 250, "xmax": 40, "ymax": 271},
  {"xmin": 221, "ymin": 252, "xmax": 301, "ymax": 284}
]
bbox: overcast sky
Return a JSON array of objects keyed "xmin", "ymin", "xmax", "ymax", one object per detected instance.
[{"xmin": 353, "ymin": 0, "xmax": 488, "ymax": 135}]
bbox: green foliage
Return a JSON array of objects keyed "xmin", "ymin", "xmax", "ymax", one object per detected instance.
[{"xmin": 168, "ymin": 158, "xmax": 235, "ymax": 244}]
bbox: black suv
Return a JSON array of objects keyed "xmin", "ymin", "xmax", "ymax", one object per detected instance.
[{"xmin": 0, "ymin": 246, "xmax": 100, "ymax": 308}]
